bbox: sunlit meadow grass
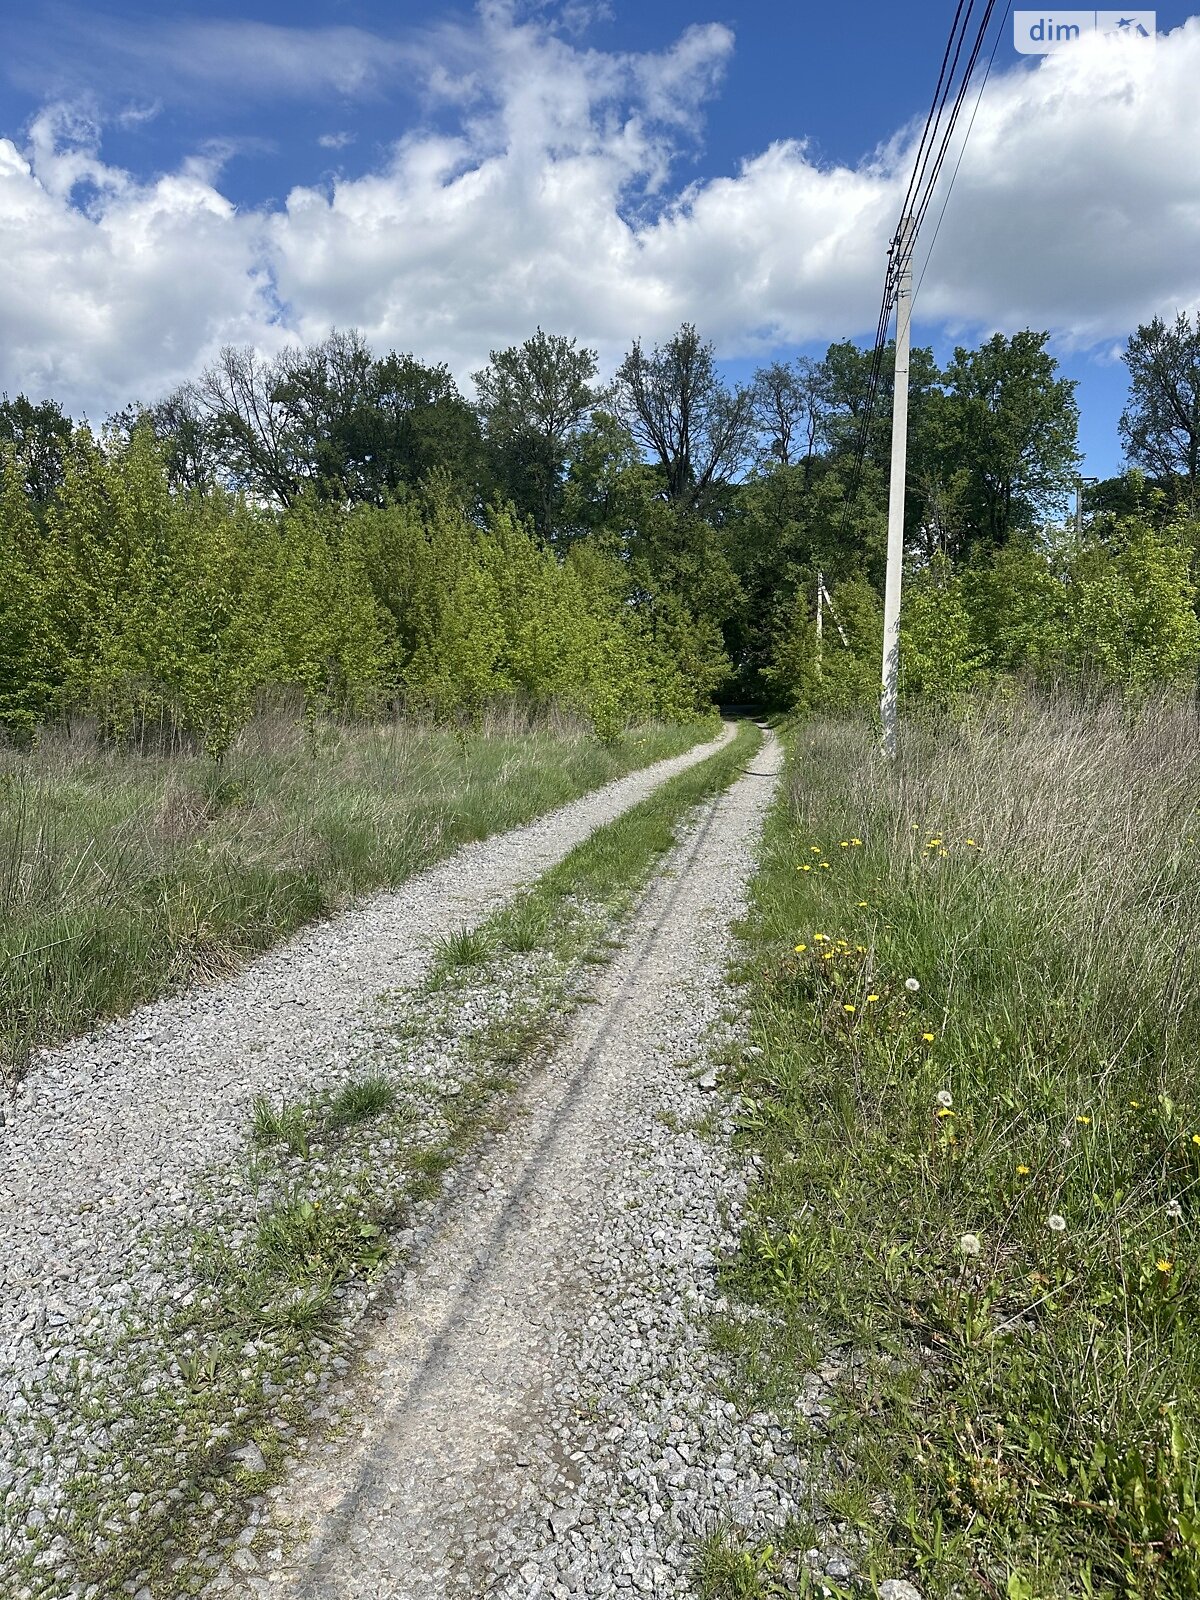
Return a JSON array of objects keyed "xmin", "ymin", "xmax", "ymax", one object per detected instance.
[
  {"xmin": 0, "ymin": 707, "xmax": 712, "ymax": 1080},
  {"xmin": 727, "ymin": 693, "xmax": 1200, "ymax": 1598}
]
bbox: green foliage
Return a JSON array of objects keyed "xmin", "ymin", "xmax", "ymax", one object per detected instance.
[
  {"xmin": 766, "ymin": 575, "xmax": 882, "ymax": 716},
  {"xmin": 474, "ymin": 327, "xmax": 600, "ymax": 540},
  {"xmin": 963, "ymin": 538, "xmax": 1068, "ymax": 677},
  {"xmin": 0, "ymin": 391, "xmax": 72, "ymax": 505},
  {"xmin": 0, "ymin": 419, "xmax": 715, "ymax": 749},
  {"xmin": 933, "ymin": 331, "xmax": 1081, "ymax": 549},
  {"xmin": 1063, "ymin": 518, "xmax": 1200, "ymax": 687},
  {"xmin": 899, "ymin": 555, "xmax": 986, "ymax": 708}
]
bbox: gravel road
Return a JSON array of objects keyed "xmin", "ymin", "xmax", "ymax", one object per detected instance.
[
  {"xmin": 245, "ymin": 731, "xmax": 798, "ymax": 1599},
  {"xmin": 0, "ymin": 726, "xmax": 732, "ymax": 1592}
]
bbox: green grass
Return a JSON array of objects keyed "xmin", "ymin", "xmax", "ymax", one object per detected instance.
[
  {"xmin": 724, "ymin": 693, "xmax": 1200, "ymax": 1599},
  {"xmin": 250, "ymin": 1095, "xmax": 312, "ymax": 1157},
  {"xmin": 432, "ymin": 924, "xmax": 495, "ymax": 970},
  {"xmin": 0, "ymin": 708, "xmax": 714, "ymax": 1081},
  {"xmin": 326, "ymin": 1073, "xmax": 398, "ymax": 1130}
]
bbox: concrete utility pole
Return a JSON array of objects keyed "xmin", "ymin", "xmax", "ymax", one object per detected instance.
[
  {"xmin": 1075, "ymin": 476, "xmax": 1098, "ymax": 538},
  {"xmin": 880, "ymin": 216, "xmax": 914, "ymax": 761}
]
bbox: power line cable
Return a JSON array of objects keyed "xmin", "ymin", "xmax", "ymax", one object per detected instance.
[
  {"xmin": 913, "ymin": 0, "xmax": 1013, "ymax": 307},
  {"xmin": 837, "ymin": 0, "xmax": 1007, "ymax": 533}
]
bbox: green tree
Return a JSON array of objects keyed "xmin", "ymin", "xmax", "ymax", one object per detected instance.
[
  {"xmin": 898, "ymin": 555, "xmax": 986, "ymax": 708},
  {"xmin": 0, "ymin": 454, "xmax": 57, "ymax": 740},
  {"xmin": 1120, "ymin": 312, "xmax": 1200, "ymax": 514},
  {"xmin": 614, "ymin": 323, "xmax": 755, "ymax": 511},
  {"xmin": 474, "ymin": 329, "xmax": 600, "ymax": 541},
  {"xmin": 193, "ymin": 332, "xmax": 481, "ymax": 507},
  {"xmin": 1064, "ymin": 519, "xmax": 1200, "ymax": 687},
  {"xmin": 0, "ymin": 393, "xmax": 72, "ymax": 508},
  {"xmin": 964, "ymin": 539, "xmax": 1067, "ymax": 678},
  {"xmin": 936, "ymin": 331, "xmax": 1080, "ymax": 549}
]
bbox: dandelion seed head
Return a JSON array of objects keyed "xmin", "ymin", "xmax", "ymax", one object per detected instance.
[
  {"xmin": 1047, "ymin": 1214, "xmax": 1067, "ymax": 1234},
  {"xmin": 905, "ymin": 977, "xmax": 921, "ymax": 992},
  {"xmin": 959, "ymin": 1233, "xmax": 981, "ymax": 1257},
  {"xmin": 1167, "ymin": 1200, "xmax": 1184, "ymax": 1220},
  {"xmin": 936, "ymin": 1090, "xmax": 954, "ymax": 1108}
]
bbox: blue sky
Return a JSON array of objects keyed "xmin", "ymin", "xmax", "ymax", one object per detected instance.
[{"xmin": 3, "ymin": 2, "xmax": 1200, "ymax": 479}]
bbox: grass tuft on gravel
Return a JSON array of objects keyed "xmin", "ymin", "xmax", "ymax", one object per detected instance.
[
  {"xmin": 721, "ymin": 693, "xmax": 1200, "ymax": 1599},
  {"xmin": 0, "ymin": 708, "xmax": 714, "ymax": 1083}
]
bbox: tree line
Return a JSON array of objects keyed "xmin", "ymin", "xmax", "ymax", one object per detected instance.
[{"xmin": 2, "ymin": 308, "xmax": 1199, "ymax": 745}]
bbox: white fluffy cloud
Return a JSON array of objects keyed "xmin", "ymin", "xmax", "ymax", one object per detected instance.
[{"xmin": 1, "ymin": 6, "xmax": 1199, "ymax": 418}]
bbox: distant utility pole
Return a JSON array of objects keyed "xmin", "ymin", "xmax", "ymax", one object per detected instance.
[
  {"xmin": 1075, "ymin": 476, "xmax": 1098, "ymax": 538},
  {"xmin": 880, "ymin": 217, "xmax": 914, "ymax": 761}
]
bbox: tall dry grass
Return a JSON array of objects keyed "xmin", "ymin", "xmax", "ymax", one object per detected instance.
[{"xmin": 0, "ymin": 710, "xmax": 711, "ymax": 1082}]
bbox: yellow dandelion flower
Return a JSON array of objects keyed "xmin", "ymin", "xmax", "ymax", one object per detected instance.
[
  {"xmin": 866, "ymin": 994, "xmax": 880, "ymax": 1004},
  {"xmin": 801, "ymin": 864, "xmax": 812, "ymax": 872},
  {"xmin": 856, "ymin": 901, "xmax": 869, "ymax": 908},
  {"xmin": 927, "ymin": 837, "xmax": 943, "ymax": 847},
  {"xmin": 814, "ymin": 933, "xmax": 828, "ymax": 942},
  {"xmin": 840, "ymin": 841, "xmax": 850, "ymax": 849},
  {"xmin": 810, "ymin": 845, "xmax": 822, "ymax": 854},
  {"xmin": 1130, "ymin": 1099, "xmax": 1141, "ymax": 1108},
  {"xmin": 936, "ymin": 1107, "xmax": 954, "ymax": 1119},
  {"xmin": 922, "ymin": 1032, "xmax": 936, "ymax": 1043},
  {"xmin": 851, "ymin": 838, "xmax": 863, "ymax": 846},
  {"xmin": 820, "ymin": 862, "xmax": 831, "ymax": 869},
  {"xmin": 966, "ymin": 838, "xmax": 977, "ymax": 847},
  {"xmin": 1158, "ymin": 1259, "xmax": 1174, "ymax": 1274},
  {"xmin": 1076, "ymin": 1115, "xmax": 1091, "ymax": 1126},
  {"xmin": 794, "ymin": 944, "xmax": 807, "ymax": 953},
  {"xmin": 1016, "ymin": 1165, "xmax": 1031, "ymax": 1176},
  {"xmin": 843, "ymin": 1004, "xmax": 856, "ymax": 1014},
  {"xmin": 1192, "ymin": 1134, "xmax": 1200, "ymax": 1147}
]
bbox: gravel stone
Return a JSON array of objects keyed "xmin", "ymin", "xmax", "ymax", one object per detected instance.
[{"xmin": 251, "ymin": 733, "xmax": 802, "ymax": 1598}]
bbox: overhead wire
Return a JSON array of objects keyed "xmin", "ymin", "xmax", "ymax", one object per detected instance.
[
  {"xmin": 913, "ymin": 0, "xmax": 1014, "ymax": 306},
  {"xmin": 837, "ymin": 0, "xmax": 1007, "ymax": 534}
]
